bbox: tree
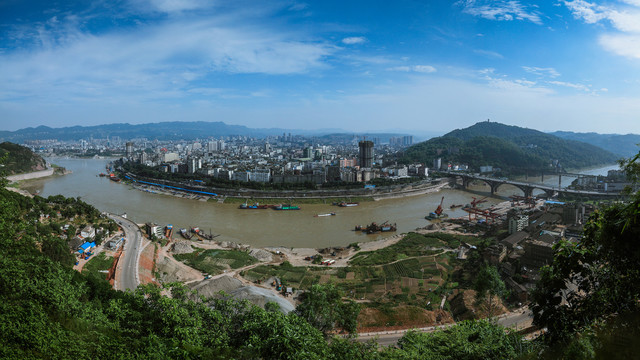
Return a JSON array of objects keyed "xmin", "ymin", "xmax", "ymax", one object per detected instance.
[
  {"xmin": 295, "ymin": 283, "xmax": 360, "ymax": 336},
  {"xmin": 473, "ymin": 265, "xmax": 506, "ymax": 318},
  {"xmin": 387, "ymin": 320, "xmax": 533, "ymax": 360},
  {"xmin": 530, "ymin": 151, "xmax": 640, "ymax": 347}
]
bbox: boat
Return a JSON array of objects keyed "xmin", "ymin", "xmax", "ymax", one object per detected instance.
[
  {"xmin": 338, "ymin": 202, "xmax": 359, "ymax": 207},
  {"xmin": 239, "ymin": 202, "xmax": 270, "ymax": 209},
  {"xmin": 191, "ymin": 227, "xmax": 215, "ymax": 240},
  {"xmin": 450, "ymin": 204, "xmax": 463, "ymax": 209},
  {"xmin": 109, "ymin": 176, "xmax": 121, "ymax": 182},
  {"xmin": 99, "ymin": 173, "xmax": 106, "ymax": 177},
  {"xmin": 274, "ymin": 204, "xmax": 300, "ymax": 210},
  {"xmin": 315, "ymin": 212, "xmax": 336, "ymax": 217},
  {"xmin": 355, "ymin": 222, "xmax": 397, "ymax": 234},
  {"xmin": 179, "ymin": 228, "xmax": 192, "ymax": 240}
]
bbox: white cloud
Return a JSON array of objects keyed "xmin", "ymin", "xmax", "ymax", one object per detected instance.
[
  {"xmin": 0, "ymin": 10, "xmax": 335, "ymax": 104},
  {"xmin": 564, "ymin": 0, "xmax": 640, "ymax": 59},
  {"xmin": 522, "ymin": 66, "xmax": 560, "ymax": 78},
  {"xmin": 548, "ymin": 80, "xmax": 591, "ymax": 92},
  {"xmin": 387, "ymin": 65, "xmax": 436, "ymax": 73},
  {"xmin": 473, "ymin": 49, "xmax": 504, "ymax": 59},
  {"xmin": 457, "ymin": 0, "xmax": 543, "ymax": 24},
  {"xmin": 129, "ymin": 0, "xmax": 214, "ymax": 13},
  {"xmin": 599, "ymin": 33, "xmax": 640, "ymax": 59},
  {"xmin": 342, "ymin": 36, "xmax": 367, "ymax": 45}
]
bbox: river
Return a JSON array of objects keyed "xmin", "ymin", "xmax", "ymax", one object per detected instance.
[{"xmin": 20, "ymin": 158, "xmax": 617, "ymax": 248}]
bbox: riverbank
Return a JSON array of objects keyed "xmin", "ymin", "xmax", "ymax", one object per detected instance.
[{"xmin": 125, "ymin": 174, "xmax": 450, "ymax": 203}]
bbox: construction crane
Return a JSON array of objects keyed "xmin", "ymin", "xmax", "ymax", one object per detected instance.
[
  {"xmin": 435, "ymin": 196, "xmax": 445, "ymax": 216},
  {"xmin": 470, "ymin": 196, "xmax": 488, "ymax": 208},
  {"xmin": 426, "ymin": 196, "xmax": 447, "ymax": 220}
]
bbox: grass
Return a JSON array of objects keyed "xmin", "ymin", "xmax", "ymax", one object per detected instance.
[
  {"xmin": 222, "ymin": 196, "xmax": 374, "ymax": 205},
  {"xmin": 244, "ymin": 264, "xmax": 312, "ymax": 289},
  {"xmin": 174, "ymin": 248, "xmax": 258, "ymax": 275},
  {"xmin": 82, "ymin": 252, "xmax": 113, "ymax": 279}
]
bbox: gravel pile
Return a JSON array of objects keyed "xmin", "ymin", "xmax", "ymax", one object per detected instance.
[
  {"xmin": 171, "ymin": 241, "xmax": 194, "ymax": 254},
  {"xmin": 249, "ymin": 248, "xmax": 273, "ymax": 262},
  {"xmin": 189, "ymin": 275, "xmax": 244, "ymax": 299}
]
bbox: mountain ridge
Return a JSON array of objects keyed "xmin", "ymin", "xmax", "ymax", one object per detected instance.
[{"xmin": 400, "ymin": 121, "xmax": 620, "ymax": 174}]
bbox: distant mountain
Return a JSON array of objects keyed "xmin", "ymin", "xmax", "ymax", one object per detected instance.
[
  {"xmin": 0, "ymin": 121, "xmax": 412, "ymax": 142},
  {"xmin": 400, "ymin": 121, "xmax": 620, "ymax": 174},
  {"xmin": 0, "ymin": 142, "xmax": 47, "ymax": 175},
  {"xmin": 550, "ymin": 131, "xmax": 640, "ymax": 158},
  {"xmin": 0, "ymin": 122, "xmax": 289, "ymax": 142}
]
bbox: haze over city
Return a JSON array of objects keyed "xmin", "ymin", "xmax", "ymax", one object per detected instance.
[{"xmin": 2, "ymin": 0, "xmax": 640, "ymax": 134}]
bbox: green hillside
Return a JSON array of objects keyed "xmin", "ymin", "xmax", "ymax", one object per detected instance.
[
  {"xmin": 400, "ymin": 121, "xmax": 619, "ymax": 174},
  {"xmin": 551, "ymin": 131, "xmax": 640, "ymax": 158},
  {"xmin": 0, "ymin": 142, "xmax": 47, "ymax": 175}
]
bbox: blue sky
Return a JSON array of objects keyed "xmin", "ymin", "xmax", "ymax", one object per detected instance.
[{"xmin": 1, "ymin": 0, "xmax": 640, "ymax": 135}]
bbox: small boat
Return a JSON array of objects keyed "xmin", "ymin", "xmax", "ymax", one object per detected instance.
[
  {"xmin": 180, "ymin": 228, "xmax": 192, "ymax": 240},
  {"xmin": 450, "ymin": 204, "xmax": 463, "ymax": 209},
  {"xmin": 274, "ymin": 204, "xmax": 300, "ymax": 210},
  {"xmin": 355, "ymin": 222, "xmax": 397, "ymax": 234},
  {"xmin": 338, "ymin": 202, "xmax": 359, "ymax": 207},
  {"xmin": 315, "ymin": 212, "xmax": 336, "ymax": 217},
  {"xmin": 239, "ymin": 202, "xmax": 270, "ymax": 209}
]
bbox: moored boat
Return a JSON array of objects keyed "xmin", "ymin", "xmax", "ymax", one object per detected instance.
[
  {"xmin": 274, "ymin": 204, "xmax": 300, "ymax": 210},
  {"xmin": 338, "ymin": 202, "xmax": 359, "ymax": 207},
  {"xmin": 179, "ymin": 228, "xmax": 192, "ymax": 240},
  {"xmin": 239, "ymin": 202, "xmax": 270, "ymax": 209},
  {"xmin": 315, "ymin": 212, "xmax": 336, "ymax": 217}
]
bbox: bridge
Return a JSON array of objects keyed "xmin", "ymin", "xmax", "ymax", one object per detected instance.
[{"xmin": 442, "ymin": 172, "xmax": 623, "ymax": 198}]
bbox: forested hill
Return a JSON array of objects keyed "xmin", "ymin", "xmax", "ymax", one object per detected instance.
[
  {"xmin": 550, "ymin": 131, "xmax": 640, "ymax": 158},
  {"xmin": 0, "ymin": 142, "xmax": 47, "ymax": 175},
  {"xmin": 400, "ymin": 121, "xmax": 619, "ymax": 174}
]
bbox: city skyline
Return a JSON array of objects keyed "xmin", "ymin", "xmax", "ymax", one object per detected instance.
[{"xmin": 2, "ymin": 0, "xmax": 640, "ymax": 134}]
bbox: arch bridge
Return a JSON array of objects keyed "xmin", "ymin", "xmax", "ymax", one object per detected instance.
[{"xmin": 444, "ymin": 172, "xmax": 622, "ymax": 198}]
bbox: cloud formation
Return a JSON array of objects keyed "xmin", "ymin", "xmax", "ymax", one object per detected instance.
[
  {"xmin": 0, "ymin": 7, "xmax": 335, "ymax": 104},
  {"xmin": 342, "ymin": 36, "xmax": 367, "ymax": 45},
  {"xmin": 522, "ymin": 66, "xmax": 560, "ymax": 78},
  {"xmin": 564, "ymin": 0, "xmax": 640, "ymax": 59},
  {"xmin": 387, "ymin": 65, "xmax": 437, "ymax": 73},
  {"xmin": 457, "ymin": 0, "xmax": 543, "ymax": 24}
]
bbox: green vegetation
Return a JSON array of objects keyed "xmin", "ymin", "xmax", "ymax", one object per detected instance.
[
  {"xmin": 350, "ymin": 232, "xmax": 481, "ymax": 266},
  {"xmin": 388, "ymin": 320, "xmax": 536, "ymax": 359},
  {"xmin": 81, "ymin": 252, "xmax": 113, "ymax": 280},
  {"xmin": 174, "ymin": 248, "xmax": 258, "ymax": 275},
  {"xmin": 529, "ymin": 152, "xmax": 640, "ymax": 358},
  {"xmin": 400, "ymin": 121, "xmax": 619, "ymax": 175},
  {"xmin": 295, "ymin": 283, "xmax": 360, "ymax": 336},
  {"xmin": 0, "ymin": 142, "xmax": 46, "ymax": 175}
]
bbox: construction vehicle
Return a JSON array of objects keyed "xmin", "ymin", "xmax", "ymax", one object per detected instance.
[{"xmin": 426, "ymin": 196, "xmax": 447, "ymax": 220}]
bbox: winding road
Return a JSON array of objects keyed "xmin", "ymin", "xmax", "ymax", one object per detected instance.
[{"xmin": 107, "ymin": 213, "xmax": 143, "ymax": 291}]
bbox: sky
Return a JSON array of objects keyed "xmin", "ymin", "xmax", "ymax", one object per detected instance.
[{"xmin": 1, "ymin": 0, "xmax": 640, "ymax": 135}]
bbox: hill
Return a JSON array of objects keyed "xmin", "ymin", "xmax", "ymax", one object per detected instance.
[
  {"xmin": 0, "ymin": 142, "xmax": 47, "ymax": 175},
  {"xmin": 0, "ymin": 121, "xmax": 414, "ymax": 143},
  {"xmin": 550, "ymin": 131, "xmax": 640, "ymax": 158},
  {"xmin": 400, "ymin": 121, "xmax": 619, "ymax": 174}
]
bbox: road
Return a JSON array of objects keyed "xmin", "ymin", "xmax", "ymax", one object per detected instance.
[
  {"xmin": 107, "ymin": 213, "xmax": 143, "ymax": 291},
  {"xmin": 357, "ymin": 307, "xmax": 533, "ymax": 346}
]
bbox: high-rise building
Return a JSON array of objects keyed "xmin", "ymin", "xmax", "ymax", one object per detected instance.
[
  {"xmin": 358, "ymin": 140, "xmax": 374, "ymax": 168},
  {"xmin": 125, "ymin": 142, "xmax": 133, "ymax": 159}
]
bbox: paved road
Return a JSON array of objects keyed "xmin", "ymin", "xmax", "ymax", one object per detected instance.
[
  {"xmin": 107, "ymin": 213, "xmax": 143, "ymax": 291},
  {"xmin": 357, "ymin": 307, "xmax": 533, "ymax": 346}
]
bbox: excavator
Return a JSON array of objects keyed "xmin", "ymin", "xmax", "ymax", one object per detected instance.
[{"xmin": 426, "ymin": 196, "xmax": 446, "ymax": 220}]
